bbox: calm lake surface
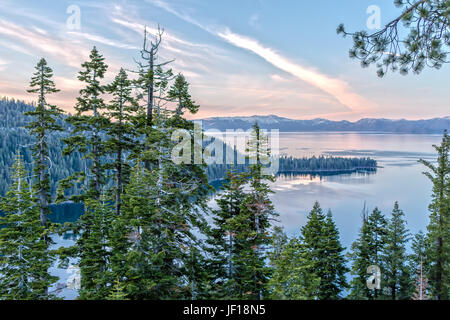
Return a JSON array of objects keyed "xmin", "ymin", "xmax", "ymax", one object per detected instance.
[
  {"xmin": 269, "ymin": 132, "xmax": 441, "ymax": 247},
  {"xmin": 50, "ymin": 132, "xmax": 444, "ymax": 299}
]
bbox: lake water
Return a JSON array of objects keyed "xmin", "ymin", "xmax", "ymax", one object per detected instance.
[
  {"xmin": 269, "ymin": 132, "xmax": 442, "ymax": 249},
  {"xmin": 49, "ymin": 132, "xmax": 444, "ymax": 299}
]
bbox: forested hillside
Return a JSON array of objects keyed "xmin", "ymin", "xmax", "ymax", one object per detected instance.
[
  {"xmin": 0, "ymin": 98, "xmax": 377, "ymax": 196},
  {"xmin": 0, "ymin": 98, "xmax": 87, "ymax": 196}
]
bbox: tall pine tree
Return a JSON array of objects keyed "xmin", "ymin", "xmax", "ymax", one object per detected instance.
[
  {"xmin": 227, "ymin": 123, "xmax": 277, "ymax": 300},
  {"xmin": 25, "ymin": 58, "xmax": 64, "ymax": 227},
  {"xmin": 104, "ymin": 68, "xmax": 139, "ymax": 216},
  {"xmin": 267, "ymin": 228, "xmax": 320, "ymax": 300},
  {"xmin": 382, "ymin": 202, "xmax": 412, "ymax": 300},
  {"xmin": 206, "ymin": 170, "xmax": 248, "ymax": 299},
  {"xmin": 25, "ymin": 58, "xmax": 63, "ymax": 296},
  {"xmin": 64, "ymin": 46, "xmax": 109, "ymax": 199},
  {"xmin": 348, "ymin": 207, "xmax": 387, "ymax": 299},
  {"xmin": 419, "ymin": 130, "xmax": 449, "ymax": 299},
  {"xmin": 300, "ymin": 203, "xmax": 348, "ymax": 300},
  {"xmin": 0, "ymin": 151, "xmax": 57, "ymax": 299}
]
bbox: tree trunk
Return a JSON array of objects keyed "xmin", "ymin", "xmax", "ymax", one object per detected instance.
[{"xmin": 144, "ymin": 52, "xmax": 154, "ymax": 171}]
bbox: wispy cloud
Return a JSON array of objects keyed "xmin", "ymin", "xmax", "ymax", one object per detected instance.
[
  {"xmin": 147, "ymin": 0, "xmax": 375, "ymax": 114},
  {"xmin": 216, "ymin": 28, "xmax": 374, "ymax": 112},
  {"xmin": 67, "ymin": 31, "xmax": 140, "ymax": 50},
  {"xmin": 0, "ymin": 18, "xmax": 90, "ymax": 68}
]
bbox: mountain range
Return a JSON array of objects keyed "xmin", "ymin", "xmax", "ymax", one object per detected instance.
[{"xmin": 197, "ymin": 115, "xmax": 450, "ymax": 133}]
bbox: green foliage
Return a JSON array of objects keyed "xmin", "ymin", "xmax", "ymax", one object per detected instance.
[
  {"xmin": 419, "ymin": 130, "xmax": 449, "ymax": 299},
  {"xmin": 267, "ymin": 229, "xmax": 320, "ymax": 300},
  {"xmin": 25, "ymin": 58, "xmax": 64, "ymax": 227},
  {"xmin": 64, "ymin": 47, "xmax": 109, "ymax": 199},
  {"xmin": 206, "ymin": 170, "xmax": 248, "ymax": 299},
  {"xmin": 382, "ymin": 202, "xmax": 412, "ymax": 300},
  {"xmin": 104, "ymin": 68, "xmax": 139, "ymax": 216},
  {"xmin": 338, "ymin": 0, "xmax": 449, "ymax": 76},
  {"xmin": 300, "ymin": 203, "xmax": 348, "ymax": 300},
  {"xmin": 75, "ymin": 192, "xmax": 114, "ymax": 300},
  {"xmin": 348, "ymin": 207, "xmax": 387, "ymax": 299},
  {"xmin": 0, "ymin": 152, "xmax": 57, "ymax": 299}
]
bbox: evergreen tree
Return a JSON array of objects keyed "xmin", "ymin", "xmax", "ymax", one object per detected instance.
[
  {"xmin": 338, "ymin": 0, "xmax": 449, "ymax": 77},
  {"xmin": 59, "ymin": 48, "xmax": 112, "ymax": 300},
  {"xmin": 419, "ymin": 130, "xmax": 449, "ymax": 299},
  {"xmin": 107, "ymin": 278, "xmax": 129, "ymax": 300},
  {"xmin": 117, "ymin": 161, "xmax": 184, "ymax": 300},
  {"xmin": 266, "ymin": 227, "xmax": 320, "ymax": 299},
  {"xmin": 64, "ymin": 47, "xmax": 109, "ymax": 199},
  {"xmin": 75, "ymin": 191, "xmax": 114, "ymax": 300},
  {"xmin": 133, "ymin": 27, "xmax": 174, "ymax": 171},
  {"xmin": 348, "ymin": 207, "xmax": 387, "ymax": 299},
  {"xmin": 382, "ymin": 202, "xmax": 412, "ymax": 300},
  {"xmin": 227, "ymin": 123, "xmax": 277, "ymax": 300},
  {"xmin": 412, "ymin": 260, "xmax": 430, "ymax": 300},
  {"xmin": 267, "ymin": 236, "xmax": 320, "ymax": 300},
  {"xmin": 0, "ymin": 152, "xmax": 57, "ymax": 299},
  {"xmin": 410, "ymin": 231, "xmax": 431, "ymax": 278},
  {"xmin": 322, "ymin": 209, "xmax": 349, "ymax": 298},
  {"xmin": 206, "ymin": 170, "xmax": 248, "ymax": 299},
  {"xmin": 104, "ymin": 68, "xmax": 139, "ymax": 216},
  {"xmin": 25, "ymin": 58, "xmax": 64, "ymax": 227},
  {"xmin": 168, "ymin": 74, "xmax": 199, "ymax": 117},
  {"xmin": 300, "ymin": 203, "xmax": 348, "ymax": 300},
  {"xmin": 25, "ymin": 58, "xmax": 63, "ymax": 296}
]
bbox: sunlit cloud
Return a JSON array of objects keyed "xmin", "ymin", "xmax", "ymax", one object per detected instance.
[
  {"xmin": 0, "ymin": 18, "xmax": 89, "ymax": 68},
  {"xmin": 216, "ymin": 28, "xmax": 375, "ymax": 113},
  {"xmin": 67, "ymin": 31, "xmax": 140, "ymax": 50},
  {"xmin": 148, "ymin": 0, "xmax": 376, "ymax": 115}
]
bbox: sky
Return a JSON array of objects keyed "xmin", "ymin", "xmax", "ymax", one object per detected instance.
[{"xmin": 0, "ymin": 0, "xmax": 448, "ymax": 121}]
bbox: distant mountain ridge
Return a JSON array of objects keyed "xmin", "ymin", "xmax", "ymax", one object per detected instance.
[{"xmin": 198, "ymin": 115, "xmax": 450, "ymax": 133}]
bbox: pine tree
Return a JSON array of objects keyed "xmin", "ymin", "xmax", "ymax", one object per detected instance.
[
  {"xmin": 58, "ymin": 47, "xmax": 112, "ymax": 300},
  {"xmin": 106, "ymin": 278, "xmax": 129, "ymax": 301},
  {"xmin": 410, "ymin": 231, "xmax": 431, "ymax": 281},
  {"xmin": 25, "ymin": 58, "xmax": 64, "ymax": 227},
  {"xmin": 104, "ymin": 68, "xmax": 139, "ymax": 216},
  {"xmin": 76, "ymin": 191, "xmax": 114, "ymax": 300},
  {"xmin": 348, "ymin": 207, "xmax": 387, "ymax": 299},
  {"xmin": 206, "ymin": 170, "xmax": 248, "ymax": 299},
  {"xmin": 118, "ymin": 161, "xmax": 184, "ymax": 300},
  {"xmin": 133, "ymin": 26, "xmax": 174, "ymax": 171},
  {"xmin": 322, "ymin": 209, "xmax": 349, "ymax": 299},
  {"xmin": 300, "ymin": 203, "xmax": 348, "ymax": 300},
  {"xmin": 419, "ymin": 130, "xmax": 449, "ymax": 299},
  {"xmin": 267, "ymin": 236, "xmax": 320, "ymax": 300},
  {"xmin": 412, "ymin": 260, "xmax": 430, "ymax": 300},
  {"xmin": 64, "ymin": 47, "xmax": 109, "ymax": 199},
  {"xmin": 382, "ymin": 202, "xmax": 412, "ymax": 300},
  {"xmin": 25, "ymin": 58, "xmax": 63, "ymax": 296},
  {"xmin": 227, "ymin": 123, "xmax": 277, "ymax": 300},
  {"xmin": 0, "ymin": 151, "xmax": 57, "ymax": 299},
  {"xmin": 168, "ymin": 74, "xmax": 199, "ymax": 117}
]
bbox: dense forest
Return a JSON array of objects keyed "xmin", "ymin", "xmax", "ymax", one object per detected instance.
[
  {"xmin": 0, "ymin": 27, "xmax": 448, "ymax": 301},
  {"xmin": 0, "ymin": 98, "xmax": 377, "ymax": 196}
]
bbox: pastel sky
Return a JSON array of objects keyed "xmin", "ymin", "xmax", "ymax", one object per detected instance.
[{"xmin": 0, "ymin": 0, "xmax": 448, "ymax": 120}]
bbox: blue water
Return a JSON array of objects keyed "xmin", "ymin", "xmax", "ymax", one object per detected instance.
[
  {"xmin": 49, "ymin": 132, "xmax": 444, "ymax": 299},
  {"xmin": 271, "ymin": 132, "xmax": 440, "ymax": 244}
]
